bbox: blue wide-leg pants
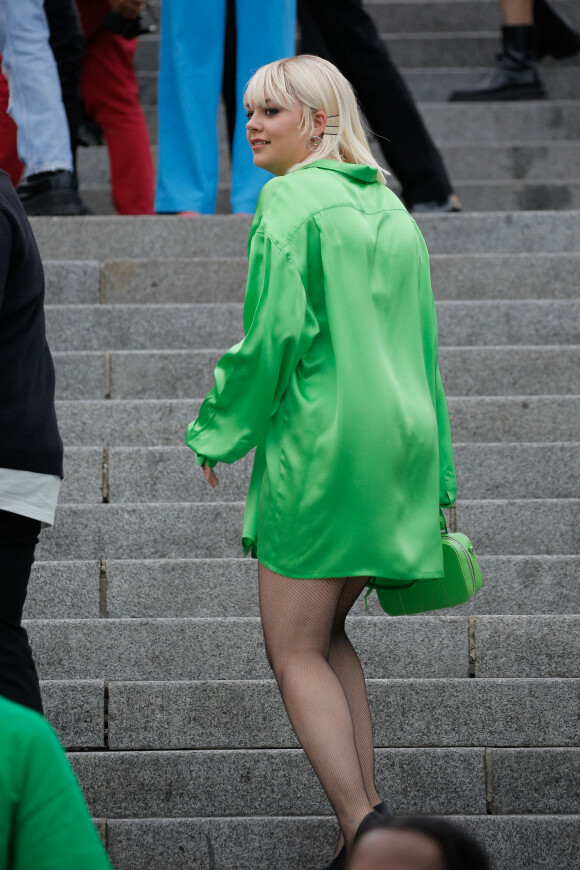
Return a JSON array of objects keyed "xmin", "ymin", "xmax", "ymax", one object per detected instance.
[{"xmin": 155, "ymin": 0, "xmax": 296, "ymax": 214}]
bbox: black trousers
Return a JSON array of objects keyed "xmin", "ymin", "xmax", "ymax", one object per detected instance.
[
  {"xmin": 0, "ymin": 509, "xmax": 43, "ymax": 713},
  {"xmin": 299, "ymin": 0, "xmax": 453, "ymax": 206}
]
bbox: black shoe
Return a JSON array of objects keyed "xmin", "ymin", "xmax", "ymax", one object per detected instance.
[
  {"xmin": 534, "ymin": 0, "xmax": 580, "ymax": 59},
  {"xmin": 374, "ymin": 800, "xmax": 394, "ymax": 817},
  {"xmin": 16, "ymin": 170, "xmax": 93, "ymax": 216},
  {"xmin": 321, "ymin": 846, "xmax": 346, "ymax": 870},
  {"xmin": 449, "ymin": 26, "xmax": 546, "ymax": 101},
  {"xmin": 410, "ymin": 193, "xmax": 462, "ymax": 214}
]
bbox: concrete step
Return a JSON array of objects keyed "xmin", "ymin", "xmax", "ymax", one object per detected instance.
[
  {"xmin": 79, "ymin": 178, "xmax": 580, "ymax": 215},
  {"xmin": 51, "ymin": 346, "xmax": 580, "ymax": 400},
  {"xmin": 34, "ymin": 500, "xmax": 580, "ymax": 561},
  {"xmin": 39, "ymin": 677, "xmax": 578, "ymax": 751},
  {"xmin": 26, "ymin": 613, "xmax": 579, "ymax": 681},
  {"xmin": 27, "ymin": 615, "xmax": 470, "ymax": 681},
  {"xmin": 54, "ymin": 443, "xmax": 579, "ymax": 505},
  {"xmin": 87, "ymin": 815, "xmax": 580, "ymax": 870},
  {"xmin": 43, "ymin": 252, "xmax": 580, "ymax": 306},
  {"xmin": 44, "ymin": 301, "xmax": 580, "ymax": 351},
  {"xmin": 52, "ymin": 397, "xmax": 580, "ymax": 446},
  {"xmin": 66, "ymin": 747, "xmax": 578, "ymax": 817},
  {"xmin": 26, "ymin": 556, "xmax": 580, "ymax": 619},
  {"xmin": 31, "ymin": 212, "xmax": 580, "ymax": 260},
  {"xmin": 140, "ymin": 100, "xmax": 580, "ymax": 148},
  {"xmin": 134, "ymin": 64, "xmax": 580, "ymax": 107}
]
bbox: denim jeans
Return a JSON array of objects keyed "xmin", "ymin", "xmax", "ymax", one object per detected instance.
[
  {"xmin": 0, "ymin": 0, "xmax": 72, "ymax": 176},
  {"xmin": 155, "ymin": 0, "xmax": 297, "ymax": 214}
]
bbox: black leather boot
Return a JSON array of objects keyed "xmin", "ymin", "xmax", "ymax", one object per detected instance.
[
  {"xmin": 16, "ymin": 169, "xmax": 92, "ymax": 216},
  {"xmin": 534, "ymin": 0, "xmax": 580, "ymax": 59},
  {"xmin": 449, "ymin": 26, "xmax": 546, "ymax": 101}
]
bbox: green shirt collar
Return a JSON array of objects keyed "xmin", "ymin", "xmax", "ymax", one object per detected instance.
[{"xmin": 296, "ymin": 159, "xmax": 380, "ymax": 184}]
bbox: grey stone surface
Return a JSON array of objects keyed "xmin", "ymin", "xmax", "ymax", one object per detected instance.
[
  {"xmin": 107, "ymin": 678, "xmax": 579, "ymax": 750},
  {"xmin": 106, "ymin": 815, "xmax": 580, "ymax": 870},
  {"xmin": 45, "ymin": 304, "xmax": 244, "ymax": 351},
  {"xmin": 491, "ymin": 749, "xmax": 580, "ymax": 813},
  {"xmin": 41, "ymin": 680, "xmax": 104, "ymax": 747},
  {"xmin": 102, "ymin": 556, "xmax": 580, "ymax": 618},
  {"xmin": 430, "ymin": 253, "xmax": 580, "ymax": 300},
  {"xmin": 60, "ymin": 447, "xmax": 103, "ymax": 503},
  {"xmin": 52, "ymin": 396, "xmax": 580, "ymax": 446},
  {"xmin": 36, "ymin": 503, "xmax": 245, "ymax": 560},
  {"xmin": 452, "ymin": 181, "xmax": 580, "ymax": 212},
  {"xmin": 101, "ymin": 258, "xmax": 247, "ymax": 303},
  {"xmin": 45, "ymin": 301, "xmax": 580, "ymax": 351},
  {"xmin": 419, "ymin": 101, "xmax": 580, "ymax": 143},
  {"xmin": 26, "ymin": 561, "xmax": 100, "ymax": 618},
  {"xmin": 450, "ymin": 556, "xmax": 580, "ymax": 616},
  {"xmin": 53, "ymin": 352, "xmax": 105, "ymax": 399},
  {"xmin": 454, "ymin": 443, "xmax": 580, "ymax": 499},
  {"xmin": 439, "ymin": 347, "xmax": 580, "ymax": 396},
  {"xmin": 27, "ymin": 615, "xmax": 468, "ymax": 681},
  {"xmin": 55, "ymin": 399, "xmax": 198, "ymax": 447},
  {"xmin": 30, "ymin": 212, "xmax": 580, "ymax": 260},
  {"xmin": 473, "ymin": 615, "xmax": 580, "ymax": 677},
  {"xmin": 105, "ymin": 558, "xmax": 258, "ymax": 617},
  {"xmin": 447, "ymin": 397, "xmax": 580, "ymax": 443},
  {"xmin": 98, "ymin": 346, "xmax": 580, "ymax": 399},
  {"xmin": 69, "ymin": 747, "xmax": 485, "ymax": 817},
  {"xmin": 103, "ymin": 443, "xmax": 580, "ymax": 503},
  {"xmin": 437, "ymin": 301, "xmax": 580, "ymax": 345},
  {"xmin": 457, "ymin": 499, "xmax": 580, "ymax": 555},
  {"xmin": 43, "ymin": 260, "xmax": 100, "ymax": 304}
]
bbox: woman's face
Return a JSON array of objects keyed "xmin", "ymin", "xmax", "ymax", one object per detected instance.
[{"xmin": 245, "ymin": 100, "xmax": 323, "ymax": 176}]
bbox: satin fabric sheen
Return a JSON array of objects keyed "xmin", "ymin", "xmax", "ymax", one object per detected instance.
[{"xmin": 186, "ymin": 160, "xmax": 457, "ymax": 581}]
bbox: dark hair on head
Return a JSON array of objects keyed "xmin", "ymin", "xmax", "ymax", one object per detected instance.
[{"xmin": 355, "ymin": 815, "xmax": 490, "ymax": 870}]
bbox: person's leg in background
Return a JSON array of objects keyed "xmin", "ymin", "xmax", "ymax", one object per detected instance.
[
  {"xmin": 155, "ymin": 0, "xmax": 225, "ymax": 214},
  {"xmin": 299, "ymin": 0, "xmax": 458, "ymax": 212},
  {"xmin": 0, "ymin": 68, "xmax": 23, "ymax": 184},
  {"xmin": 449, "ymin": 0, "xmax": 580, "ymax": 101},
  {"xmin": 45, "ymin": 0, "xmax": 84, "ymax": 170},
  {"xmin": 0, "ymin": 510, "xmax": 43, "ymax": 715},
  {"xmin": 231, "ymin": 0, "xmax": 297, "ymax": 214},
  {"xmin": 77, "ymin": 0, "xmax": 154, "ymax": 215}
]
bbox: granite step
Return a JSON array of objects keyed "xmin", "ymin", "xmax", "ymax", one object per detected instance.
[
  {"xmin": 55, "ymin": 443, "xmax": 580, "ymax": 505},
  {"xmin": 44, "ymin": 300, "xmax": 580, "ymax": 351},
  {"xmin": 39, "ymin": 677, "xmax": 579, "ymax": 751},
  {"xmin": 27, "ymin": 556, "xmax": 580, "ymax": 619},
  {"xmin": 34, "ymin": 500, "xmax": 580, "ymax": 561},
  {"xmin": 66, "ymin": 746, "xmax": 579, "ymax": 817},
  {"xmin": 43, "ymin": 252, "xmax": 580, "ymax": 306},
  {"xmin": 76, "ymin": 140, "xmax": 580, "ymax": 187},
  {"xmin": 87, "ymin": 815, "xmax": 580, "ymax": 870},
  {"xmin": 26, "ymin": 614, "xmax": 580, "ymax": 681},
  {"xmin": 31, "ymin": 212, "xmax": 580, "ymax": 260},
  {"xmin": 51, "ymin": 346, "xmax": 580, "ymax": 400},
  {"xmin": 52, "ymin": 397, "xmax": 580, "ymax": 446}
]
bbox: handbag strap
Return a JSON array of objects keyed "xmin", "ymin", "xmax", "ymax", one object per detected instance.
[{"xmin": 440, "ymin": 508, "xmax": 449, "ymax": 534}]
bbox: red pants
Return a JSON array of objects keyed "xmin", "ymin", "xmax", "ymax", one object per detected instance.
[
  {"xmin": 0, "ymin": 2, "xmax": 154, "ymax": 213},
  {"xmin": 77, "ymin": 0, "xmax": 154, "ymax": 214}
]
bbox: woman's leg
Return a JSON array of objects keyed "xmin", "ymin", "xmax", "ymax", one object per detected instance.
[
  {"xmin": 259, "ymin": 562, "xmax": 373, "ymax": 847},
  {"xmin": 330, "ymin": 582, "xmax": 381, "ymax": 808}
]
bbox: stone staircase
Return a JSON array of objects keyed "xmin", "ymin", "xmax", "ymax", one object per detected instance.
[{"xmin": 23, "ymin": 1, "xmax": 580, "ymax": 867}]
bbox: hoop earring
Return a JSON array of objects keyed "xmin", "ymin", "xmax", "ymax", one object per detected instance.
[{"xmin": 307, "ymin": 135, "xmax": 323, "ymax": 152}]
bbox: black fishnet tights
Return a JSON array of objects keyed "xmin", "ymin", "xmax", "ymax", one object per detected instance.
[{"xmin": 258, "ymin": 562, "xmax": 381, "ymax": 851}]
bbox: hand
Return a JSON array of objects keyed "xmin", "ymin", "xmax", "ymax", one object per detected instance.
[
  {"xmin": 109, "ymin": 0, "xmax": 146, "ymax": 19},
  {"xmin": 202, "ymin": 462, "xmax": 219, "ymax": 488}
]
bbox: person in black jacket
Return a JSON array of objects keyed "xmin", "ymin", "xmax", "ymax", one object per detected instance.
[{"xmin": 0, "ymin": 170, "xmax": 63, "ymax": 714}]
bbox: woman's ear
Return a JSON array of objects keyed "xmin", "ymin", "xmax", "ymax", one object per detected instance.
[{"xmin": 312, "ymin": 110, "xmax": 327, "ymax": 138}]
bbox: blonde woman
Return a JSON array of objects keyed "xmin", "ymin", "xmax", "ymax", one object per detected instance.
[{"xmin": 186, "ymin": 55, "xmax": 456, "ymax": 869}]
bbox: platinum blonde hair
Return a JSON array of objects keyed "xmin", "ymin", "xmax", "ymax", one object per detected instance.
[{"xmin": 244, "ymin": 54, "xmax": 388, "ymax": 183}]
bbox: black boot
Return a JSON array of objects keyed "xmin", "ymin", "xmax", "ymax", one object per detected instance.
[
  {"xmin": 16, "ymin": 169, "xmax": 92, "ymax": 216},
  {"xmin": 449, "ymin": 26, "xmax": 546, "ymax": 101},
  {"xmin": 534, "ymin": 0, "xmax": 580, "ymax": 60}
]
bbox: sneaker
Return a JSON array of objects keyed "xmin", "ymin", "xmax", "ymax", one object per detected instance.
[{"xmin": 16, "ymin": 169, "xmax": 93, "ymax": 216}]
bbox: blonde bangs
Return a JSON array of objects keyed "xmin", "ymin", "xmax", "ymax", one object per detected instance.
[{"xmin": 243, "ymin": 61, "xmax": 298, "ymax": 114}]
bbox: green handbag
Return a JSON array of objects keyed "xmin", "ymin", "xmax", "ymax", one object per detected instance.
[{"xmin": 365, "ymin": 510, "xmax": 483, "ymax": 616}]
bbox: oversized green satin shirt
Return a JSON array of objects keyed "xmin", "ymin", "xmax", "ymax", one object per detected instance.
[{"xmin": 186, "ymin": 160, "xmax": 456, "ymax": 581}]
